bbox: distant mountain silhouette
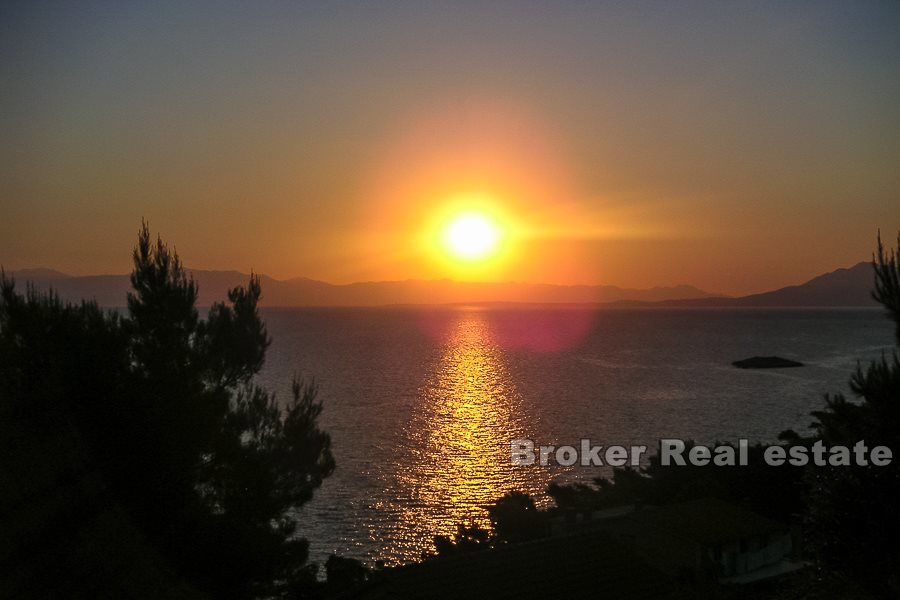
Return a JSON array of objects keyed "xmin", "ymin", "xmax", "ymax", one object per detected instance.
[
  {"xmin": 4, "ymin": 262, "xmax": 876, "ymax": 307},
  {"xmin": 619, "ymin": 262, "xmax": 876, "ymax": 308},
  {"xmin": 726, "ymin": 262, "xmax": 876, "ymax": 307},
  {"xmin": 7, "ymin": 268, "xmax": 70, "ymax": 281},
  {"xmin": 4, "ymin": 269, "xmax": 719, "ymax": 306}
]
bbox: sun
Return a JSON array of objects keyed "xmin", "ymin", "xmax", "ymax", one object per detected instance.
[{"xmin": 442, "ymin": 211, "xmax": 502, "ymax": 262}]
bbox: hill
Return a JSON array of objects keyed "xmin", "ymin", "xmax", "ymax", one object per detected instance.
[
  {"xmin": 3, "ymin": 262, "xmax": 876, "ymax": 307},
  {"xmin": 641, "ymin": 262, "xmax": 876, "ymax": 308},
  {"xmin": 4, "ymin": 269, "xmax": 718, "ymax": 307}
]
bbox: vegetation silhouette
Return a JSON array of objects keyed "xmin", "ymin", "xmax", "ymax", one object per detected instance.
[
  {"xmin": 793, "ymin": 232, "xmax": 900, "ymax": 595},
  {"xmin": 0, "ymin": 223, "xmax": 334, "ymax": 598},
  {"xmin": 546, "ymin": 440, "xmax": 805, "ymax": 523},
  {"xmin": 427, "ymin": 491, "xmax": 549, "ymax": 561},
  {"xmin": 429, "ymin": 233, "xmax": 900, "ymax": 598},
  {"xmin": 4, "ymin": 226, "xmax": 898, "ymax": 598}
]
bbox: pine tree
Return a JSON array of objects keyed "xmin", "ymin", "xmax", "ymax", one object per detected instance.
[
  {"xmin": 0, "ymin": 223, "xmax": 334, "ymax": 598},
  {"xmin": 804, "ymin": 233, "xmax": 900, "ymax": 595}
]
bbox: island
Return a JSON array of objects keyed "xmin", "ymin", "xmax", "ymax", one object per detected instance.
[{"xmin": 732, "ymin": 356, "xmax": 804, "ymax": 369}]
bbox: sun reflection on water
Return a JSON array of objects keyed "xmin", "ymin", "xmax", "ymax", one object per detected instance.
[{"xmin": 377, "ymin": 309, "xmax": 551, "ymax": 564}]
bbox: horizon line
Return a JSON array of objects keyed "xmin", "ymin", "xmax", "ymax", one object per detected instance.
[{"xmin": 2, "ymin": 258, "xmax": 874, "ymax": 297}]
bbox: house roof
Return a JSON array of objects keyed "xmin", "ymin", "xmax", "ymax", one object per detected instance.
[{"xmin": 620, "ymin": 498, "xmax": 786, "ymax": 547}]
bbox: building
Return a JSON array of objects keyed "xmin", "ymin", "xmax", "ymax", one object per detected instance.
[{"xmin": 591, "ymin": 498, "xmax": 802, "ymax": 584}]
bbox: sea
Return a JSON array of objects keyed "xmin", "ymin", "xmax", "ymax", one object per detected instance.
[{"xmin": 254, "ymin": 306, "xmax": 895, "ymax": 567}]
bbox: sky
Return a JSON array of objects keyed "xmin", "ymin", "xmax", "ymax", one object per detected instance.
[{"xmin": 1, "ymin": 1, "xmax": 898, "ymax": 296}]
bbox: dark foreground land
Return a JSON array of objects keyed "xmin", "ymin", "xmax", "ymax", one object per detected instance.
[{"xmin": 3, "ymin": 233, "xmax": 900, "ymax": 599}]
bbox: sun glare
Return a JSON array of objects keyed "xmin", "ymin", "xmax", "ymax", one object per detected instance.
[{"xmin": 443, "ymin": 212, "xmax": 502, "ymax": 261}]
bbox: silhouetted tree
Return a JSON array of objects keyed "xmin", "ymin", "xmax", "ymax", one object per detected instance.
[
  {"xmin": 0, "ymin": 223, "xmax": 334, "ymax": 599},
  {"xmin": 323, "ymin": 555, "xmax": 370, "ymax": 596},
  {"xmin": 432, "ymin": 524, "xmax": 492, "ymax": 558},
  {"xmin": 546, "ymin": 440, "xmax": 804, "ymax": 524},
  {"xmin": 487, "ymin": 491, "xmax": 546, "ymax": 543},
  {"xmin": 429, "ymin": 491, "xmax": 546, "ymax": 560},
  {"xmin": 801, "ymin": 233, "xmax": 900, "ymax": 595}
]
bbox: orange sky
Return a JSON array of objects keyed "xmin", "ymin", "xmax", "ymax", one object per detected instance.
[{"xmin": 1, "ymin": 2, "xmax": 898, "ymax": 296}]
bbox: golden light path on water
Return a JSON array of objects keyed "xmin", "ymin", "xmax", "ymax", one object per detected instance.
[{"xmin": 376, "ymin": 309, "xmax": 554, "ymax": 565}]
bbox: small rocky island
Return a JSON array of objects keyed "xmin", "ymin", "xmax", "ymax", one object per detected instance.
[{"xmin": 732, "ymin": 356, "xmax": 804, "ymax": 369}]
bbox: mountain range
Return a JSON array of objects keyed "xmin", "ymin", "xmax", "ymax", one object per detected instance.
[
  {"xmin": 615, "ymin": 262, "xmax": 877, "ymax": 308},
  {"xmin": 4, "ymin": 262, "xmax": 877, "ymax": 308}
]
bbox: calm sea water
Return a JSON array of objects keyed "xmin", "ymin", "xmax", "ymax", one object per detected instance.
[{"xmin": 255, "ymin": 306, "xmax": 894, "ymax": 566}]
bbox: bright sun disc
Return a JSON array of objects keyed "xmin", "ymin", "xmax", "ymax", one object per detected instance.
[{"xmin": 443, "ymin": 212, "xmax": 501, "ymax": 261}]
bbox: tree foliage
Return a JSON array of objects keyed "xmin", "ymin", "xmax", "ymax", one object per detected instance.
[
  {"xmin": 545, "ymin": 440, "xmax": 804, "ymax": 524},
  {"xmin": 430, "ymin": 491, "xmax": 547, "ymax": 559},
  {"xmin": 0, "ymin": 223, "xmax": 334, "ymax": 599},
  {"xmin": 420, "ymin": 234, "xmax": 900, "ymax": 599},
  {"xmin": 802, "ymin": 232, "xmax": 900, "ymax": 595}
]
